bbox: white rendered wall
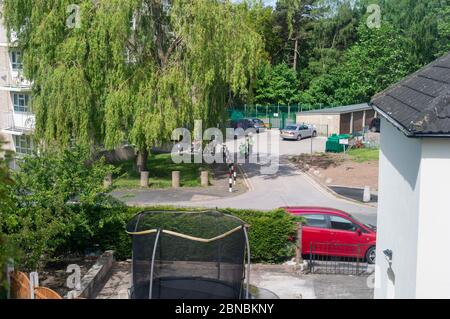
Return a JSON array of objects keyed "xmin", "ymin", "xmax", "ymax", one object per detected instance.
[
  {"xmin": 375, "ymin": 119, "xmax": 422, "ymax": 299},
  {"xmin": 415, "ymin": 139, "xmax": 450, "ymax": 298}
]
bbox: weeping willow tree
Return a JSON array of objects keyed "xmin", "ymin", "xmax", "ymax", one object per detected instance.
[{"xmin": 3, "ymin": 0, "xmax": 264, "ymax": 171}]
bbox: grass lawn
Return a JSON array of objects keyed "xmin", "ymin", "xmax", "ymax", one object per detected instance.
[
  {"xmin": 113, "ymin": 153, "xmax": 211, "ymax": 189},
  {"xmin": 347, "ymin": 148, "xmax": 380, "ymax": 163}
]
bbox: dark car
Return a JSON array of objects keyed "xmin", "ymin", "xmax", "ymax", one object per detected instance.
[
  {"xmin": 231, "ymin": 118, "xmax": 252, "ymax": 130},
  {"xmin": 248, "ymin": 118, "xmax": 266, "ymax": 133}
]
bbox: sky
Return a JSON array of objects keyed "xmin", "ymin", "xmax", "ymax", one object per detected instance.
[
  {"xmin": 232, "ymin": 0, "xmax": 277, "ymax": 7},
  {"xmin": 263, "ymin": 0, "xmax": 277, "ymax": 6}
]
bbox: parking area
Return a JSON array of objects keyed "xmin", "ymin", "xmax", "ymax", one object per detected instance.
[{"xmin": 224, "ymin": 130, "xmax": 326, "ymax": 159}]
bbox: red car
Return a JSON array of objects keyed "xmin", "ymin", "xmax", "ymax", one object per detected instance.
[{"xmin": 285, "ymin": 207, "xmax": 377, "ymax": 264}]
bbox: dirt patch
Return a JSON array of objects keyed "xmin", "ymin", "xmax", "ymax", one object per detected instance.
[
  {"xmin": 290, "ymin": 153, "xmax": 379, "ymax": 191},
  {"xmin": 38, "ymin": 256, "xmax": 97, "ymax": 298}
]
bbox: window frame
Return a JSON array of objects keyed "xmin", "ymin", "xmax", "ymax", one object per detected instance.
[
  {"xmin": 302, "ymin": 214, "xmax": 330, "ymax": 229},
  {"xmin": 13, "ymin": 134, "xmax": 33, "ymax": 155},
  {"xmin": 11, "ymin": 50, "xmax": 23, "ymax": 71},
  {"xmin": 329, "ymin": 215, "xmax": 359, "ymax": 233},
  {"xmin": 12, "ymin": 93, "xmax": 31, "ymax": 113}
]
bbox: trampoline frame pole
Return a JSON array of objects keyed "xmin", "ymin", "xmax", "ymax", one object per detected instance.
[
  {"xmin": 243, "ymin": 226, "xmax": 251, "ymax": 299},
  {"xmin": 131, "ymin": 213, "xmax": 144, "ymax": 299},
  {"xmin": 149, "ymin": 229, "xmax": 162, "ymax": 299}
]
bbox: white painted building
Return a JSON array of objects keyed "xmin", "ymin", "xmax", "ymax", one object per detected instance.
[
  {"xmin": 0, "ymin": 2, "xmax": 34, "ymax": 161},
  {"xmin": 371, "ymin": 53, "xmax": 450, "ymax": 299}
]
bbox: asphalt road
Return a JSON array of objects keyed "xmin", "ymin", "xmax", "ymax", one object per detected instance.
[{"xmin": 171, "ymin": 131, "xmax": 378, "ymax": 225}]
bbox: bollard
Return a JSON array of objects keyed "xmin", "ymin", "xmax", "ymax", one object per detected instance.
[
  {"xmin": 232, "ymin": 164, "xmax": 237, "ymax": 185},
  {"xmin": 103, "ymin": 173, "xmax": 113, "ymax": 188},
  {"xmin": 140, "ymin": 171, "xmax": 149, "ymax": 188},
  {"xmin": 172, "ymin": 171, "xmax": 180, "ymax": 188},
  {"xmin": 229, "ymin": 170, "xmax": 233, "ymax": 193},
  {"xmin": 201, "ymin": 171, "xmax": 209, "ymax": 187},
  {"xmin": 363, "ymin": 186, "xmax": 371, "ymax": 202}
]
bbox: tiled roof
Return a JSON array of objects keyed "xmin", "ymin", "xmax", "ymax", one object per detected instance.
[
  {"xmin": 371, "ymin": 53, "xmax": 450, "ymax": 137},
  {"xmin": 298, "ymin": 103, "xmax": 371, "ymax": 115}
]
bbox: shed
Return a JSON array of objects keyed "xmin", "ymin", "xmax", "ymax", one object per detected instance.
[{"xmin": 296, "ymin": 103, "xmax": 376, "ymax": 136}]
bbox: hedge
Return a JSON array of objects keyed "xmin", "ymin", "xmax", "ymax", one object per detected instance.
[{"xmin": 73, "ymin": 206, "xmax": 303, "ymax": 264}]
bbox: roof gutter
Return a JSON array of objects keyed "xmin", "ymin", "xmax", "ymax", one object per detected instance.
[
  {"xmin": 371, "ymin": 103, "xmax": 450, "ymax": 138},
  {"xmin": 371, "ymin": 103, "xmax": 414, "ymax": 137}
]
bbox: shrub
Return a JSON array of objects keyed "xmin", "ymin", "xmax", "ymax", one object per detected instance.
[
  {"xmin": 0, "ymin": 138, "xmax": 15, "ymax": 298},
  {"xmin": 221, "ymin": 208, "xmax": 302, "ymax": 264},
  {"xmin": 4, "ymin": 145, "xmax": 118, "ymax": 270},
  {"xmin": 98, "ymin": 206, "xmax": 303, "ymax": 264}
]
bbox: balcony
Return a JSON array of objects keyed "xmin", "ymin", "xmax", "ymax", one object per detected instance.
[
  {"xmin": 0, "ymin": 111, "xmax": 35, "ymax": 135},
  {"xmin": 0, "ymin": 68, "xmax": 31, "ymax": 92}
]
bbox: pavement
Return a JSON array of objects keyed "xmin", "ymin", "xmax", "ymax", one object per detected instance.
[
  {"xmin": 97, "ymin": 262, "xmax": 374, "ymax": 300},
  {"xmin": 111, "ymin": 131, "xmax": 377, "ymax": 225},
  {"xmin": 330, "ymin": 186, "xmax": 378, "ymax": 204},
  {"xmin": 111, "ymin": 162, "xmax": 248, "ymax": 206},
  {"xmin": 250, "ymin": 264, "xmax": 374, "ymax": 299}
]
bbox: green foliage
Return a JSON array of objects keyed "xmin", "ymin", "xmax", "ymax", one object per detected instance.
[
  {"xmin": 348, "ymin": 148, "xmax": 380, "ymax": 163},
  {"xmin": 0, "ymin": 138, "xmax": 15, "ymax": 298},
  {"xmin": 254, "ymin": 63, "xmax": 300, "ymax": 105},
  {"xmin": 89, "ymin": 206, "xmax": 302, "ymax": 264},
  {"xmin": 379, "ymin": 0, "xmax": 449, "ymax": 67},
  {"xmin": 3, "ymin": 146, "xmax": 119, "ymax": 270},
  {"xmin": 300, "ymin": 22, "xmax": 414, "ymax": 107},
  {"xmin": 220, "ymin": 208, "xmax": 302, "ymax": 263},
  {"xmin": 3, "ymin": 0, "xmax": 264, "ymax": 153},
  {"xmin": 113, "ymin": 153, "xmax": 210, "ymax": 189},
  {"xmin": 0, "ymin": 235, "xmax": 16, "ymax": 299}
]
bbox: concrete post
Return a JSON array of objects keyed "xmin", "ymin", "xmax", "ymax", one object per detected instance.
[
  {"xmin": 363, "ymin": 186, "xmax": 371, "ymax": 202},
  {"xmin": 201, "ymin": 171, "xmax": 209, "ymax": 187},
  {"xmin": 350, "ymin": 112, "xmax": 354, "ymax": 134},
  {"xmin": 103, "ymin": 173, "xmax": 113, "ymax": 188},
  {"xmin": 172, "ymin": 171, "xmax": 180, "ymax": 188},
  {"xmin": 140, "ymin": 171, "xmax": 149, "ymax": 188}
]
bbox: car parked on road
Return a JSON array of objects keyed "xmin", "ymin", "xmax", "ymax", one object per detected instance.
[
  {"xmin": 231, "ymin": 118, "xmax": 266, "ymax": 134},
  {"xmin": 284, "ymin": 207, "xmax": 377, "ymax": 264},
  {"xmin": 248, "ymin": 118, "xmax": 266, "ymax": 133},
  {"xmin": 281, "ymin": 124, "xmax": 317, "ymax": 141}
]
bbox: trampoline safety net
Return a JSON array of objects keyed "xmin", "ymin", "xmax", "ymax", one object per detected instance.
[{"xmin": 126, "ymin": 210, "xmax": 250, "ymax": 299}]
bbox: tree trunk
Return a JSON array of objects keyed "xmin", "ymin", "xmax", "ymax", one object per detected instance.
[
  {"xmin": 293, "ymin": 37, "xmax": 299, "ymax": 72},
  {"xmin": 136, "ymin": 149, "xmax": 149, "ymax": 173}
]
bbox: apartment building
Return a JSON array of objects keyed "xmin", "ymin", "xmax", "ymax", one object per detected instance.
[{"xmin": 0, "ymin": 4, "xmax": 34, "ymax": 161}]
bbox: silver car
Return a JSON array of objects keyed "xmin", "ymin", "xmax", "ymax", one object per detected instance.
[{"xmin": 281, "ymin": 124, "xmax": 317, "ymax": 141}]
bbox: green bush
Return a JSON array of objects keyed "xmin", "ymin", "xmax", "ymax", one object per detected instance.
[
  {"xmin": 97, "ymin": 206, "xmax": 303, "ymax": 264},
  {"xmin": 1, "ymin": 137, "xmax": 15, "ymax": 298},
  {"xmin": 221, "ymin": 208, "xmax": 302, "ymax": 264},
  {"xmin": 3, "ymin": 145, "xmax": 118, "ymax": 270}
]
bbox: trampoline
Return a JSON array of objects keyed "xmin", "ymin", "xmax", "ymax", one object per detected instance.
[{"xmin": 126, "ymin": 210, "xmax": 251, "ymax": 299}]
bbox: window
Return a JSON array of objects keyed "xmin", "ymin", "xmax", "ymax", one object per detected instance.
[
  {"xmin": 330, "ymin": 216, "xmax": 358, "ymax": 232},
  {"xmin": 11, "ymin": 50, "xmax": 23, "ymax": 71},
  {"xmin": 13, "ymin": 93, "xmax": 30, "ymax": 112},
  {"xmin": 14, "ymin": 135, "xmax": 33, "ymax": 155},
  {"xmin": 303, "ymin": 214, "xmax": 328, "ymax": 229}
]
